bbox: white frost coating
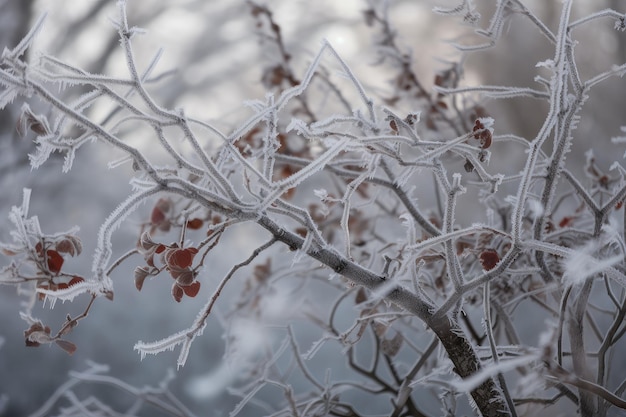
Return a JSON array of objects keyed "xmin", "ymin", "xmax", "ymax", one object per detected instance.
[
  {"xmin": 400, "ymin": 213, "xmax": 417, "ymax": 244},
  {"xmin": 291, "ymin": 230, "xmax": 313, "ymax": 266},
  {"xmin": 609, "ymin": 161, "xmax": 626, "ymax": 178},
  {"xmin": 369, "ymin": 278, "xmax": 404, "ymax": 303},
  {"xmin": 20, "ymin": 188, "xmax": 32, "ymax": 218},
  {"xmin": 452, "ymin": 354, "xmax": 537, "ymax": 393},
  {"xmin": 408, "ymin": 224, "xmax": 492, "ymax": 253},
  {"xmin": 563, "ymin": 245, "xmax": 623, "ymax": 286},
  {"xmin": 93, "ymin": 188, "xmax": 158, "ymax": 288},
  {"xmin": 107, "ymin": 155, "xmax": 133, "ymax": 169},
  {"xmin": 228, "ymin": 383, "xmax": 266, "ymax": 417},
  {"xmin": 527, "ymin": 198, "xmax": 544, "ymax": 220},
  {"xmin": 611, "ymin": 126, "xmax": 626, "ymax": 144},
  {"xmin": 6, "ymin": 189, "xmax": 36, "ymax": 250},
  {"xmin": 0, "ymin": 89, "xmax": 18, "ymax": 109},
  {"xmin": 62, "ymin": 148, "xmax": 76, "ymax": 173},
  {"xmin": 28, "ymin": 140, "xmax": 55, "ymax": 170},
  {"xmin": 602, "ymin": 216, "xmax": 622, "ymax": 242},
  {"xmin": 285, "ymin": 117, "xmax": 310, "ymax": 136},
  {"xmin": 302, "ymin": 335, "xmax": 332, "ymax": 361},
  {"xmin": 274, "ymin": 137, "xmax": 351, "ymax": 190},
  {"xmin": 394, "ymin": 166, "xmax": 416, "ymax": 188},
  {"xmin": 134, "ymin": 329, "xmax": 189, "ymax": 361},
  {"xmin": 537, "ymin": 322, "xmax": 557, "ymax": 350},
  {"xmin": 129, "ymin": 177, "xmax": 157, "ymax": 192},
  {"xmin": 136, "ymin": 279, "xmax": 238, "ymax": 368},
  {"xmin": 477, "ymin": 116, "xmax": 494, "ymax": 130},
  {"xmin": 415, "ymin": 133, "xmax": 471, "ymax": 163},
  {"xmin": 276, "ymin": 41, "xmax": 329, "ymax": 112},
  {"xmin": 3, "ymin": 12, "xmax": 47, "ymax": 60},
  {"xmin": 37, "ymin": 281, "xmax": 102, "ymax": 306},
  {"xmin": 1, "ymin": 1, "xmax": 624, "ymax": 414},
  {"xmin": 258, "ymin": 138, "xmax": 351, "ymax": 211},
  {"xmin": 313, "ymin": 188, "xmax": 329, "ymax": 201}
]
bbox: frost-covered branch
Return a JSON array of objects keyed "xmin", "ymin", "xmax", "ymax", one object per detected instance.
[{"xmin": 1, "ymin": 0, "xmax": 626, "ymax": 416}]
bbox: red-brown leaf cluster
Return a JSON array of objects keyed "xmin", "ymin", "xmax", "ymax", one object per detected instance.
[
  {"xmin": 150, "ymin": 198, "xmax": 173, "ymax": 232},
  {"xmin": 16, "ymin": 236, "xmax": 86, "ymax": 298},
  {"xmin": 186, "ymin": 218, "xmax": 204, "ymax": 230},
  {"xmin": 136, "ymin": 231, "xmax": 201, "ymax": 302},
  {"xmin": 472, "ymin": 119, "xmax": 493, "ymax": 149},
  {"xmin": 24, "ymin": 321, "xmax": 77, "ymax": 355},
  {"xmin": 479, "ymin": 249, "xmax": 500, "ymax": 271}
]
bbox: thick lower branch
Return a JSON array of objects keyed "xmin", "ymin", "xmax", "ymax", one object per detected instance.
[{"xmin": 257, "ymin": 215, "xmax": 510, "ymax": 417}]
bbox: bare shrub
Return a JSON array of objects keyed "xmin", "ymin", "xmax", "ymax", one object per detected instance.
[{"xmin": 1, "ymin": 0, "xmax": 626, "ymax": 416}]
